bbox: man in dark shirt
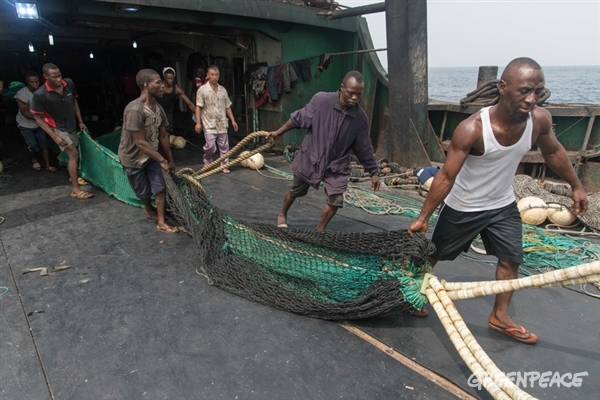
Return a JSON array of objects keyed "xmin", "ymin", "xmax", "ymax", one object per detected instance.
[
  {"xmin": 157, "ymin": 67, "xmax": 195, "ymax": 134},
  {"xmin": 269, "ymin": 70, "xmax": 380, "ymax": 230},
  {"xmin": 30, "ymin": 63, "xmax": 91, "ymax": 199}
]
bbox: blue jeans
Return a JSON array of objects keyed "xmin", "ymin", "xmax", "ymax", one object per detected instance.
[{"xmin": 18, "ymin": 126, "xmax": 48, "ymax": 153}]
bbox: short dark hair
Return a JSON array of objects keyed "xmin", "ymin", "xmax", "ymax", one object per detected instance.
[
  {"xmin": 207, "ymin": 65, "xmax": 219, "ymax": 73},
  {"xmin": 136, "ymin": 69, "xmax": 159, "ymax": 90},
  {"xmin": 501, "ymin": 57, "xmax": 542, "ymax": 80},
  {"xmin": 342, "ymin": 70, "xmax": 364, "ymax": 85},
  {"xmin": 42, "ymin": 63, "xmax": 59, "ymax": 75},
  {"xmin": 25, "ymin": 70, "xmax": 39, "ymax": 79}
]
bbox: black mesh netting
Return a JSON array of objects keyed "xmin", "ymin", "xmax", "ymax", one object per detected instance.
[{"xmin": 164, "ymin": 172, "xmax": 436, "ymax": 320}]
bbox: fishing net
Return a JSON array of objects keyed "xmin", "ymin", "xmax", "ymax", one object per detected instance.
[
  {"xmin": 163, "ymin": 132, "xmax": 436, "ymax": 320},
  {"xmin": 512, "ymin": 174, "xmax": 600, "ymax": 231},
  {"xmin": 58, "ymin": 129, "xmax": 143, "ymax": 207}
]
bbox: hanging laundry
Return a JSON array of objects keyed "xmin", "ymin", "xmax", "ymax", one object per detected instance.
[
  {"xmin": 267, "ymin": 65, "xmax": 279, "ymax": 102},
  {"xmin": 291, "ymin": 59, "xmax": 312, "ymax": 82},
  {"xmin": 317, "ymin": 54, "xmax": 333, "ymax": 72},
  {"xmin": 248, "ymin": 65, "xmax": 268, "ymax": 100},
  {"xmin": 282, "ymin": 63, "xmax": 298, "ymax": 94},
  {"xmin": 275, "ymin": 64, "xmax": 285, "ymax": 99}
]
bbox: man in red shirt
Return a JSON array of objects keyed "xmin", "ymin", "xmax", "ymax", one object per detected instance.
[{"xmin": 30, "ymin": 63, "xmax": 92, "ymax": 199}]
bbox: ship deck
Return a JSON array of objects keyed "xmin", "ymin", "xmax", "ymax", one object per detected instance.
[{"xmin": 1, "ymin": 132, "xmax": 598, "ymax": 400}]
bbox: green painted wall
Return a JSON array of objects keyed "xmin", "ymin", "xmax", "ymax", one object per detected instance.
[{"xmin": 255, "ymin": 25, "xmax": 359, "ymax": 148}]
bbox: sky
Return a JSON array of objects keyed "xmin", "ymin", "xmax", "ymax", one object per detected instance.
[{"xmin": 341, "ymin": 0, "xmax": 600, "ymax": 68}]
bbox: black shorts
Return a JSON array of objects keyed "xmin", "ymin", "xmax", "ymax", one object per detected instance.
[
  {"xmin": 124, "ymin": 159, "xmax": 166, "ymax": 199},
  {"xmin": 431, "ymin": 202, "xmax": 523, "ymax": 264},
  {"xmin": 289, "ymin": 175, "xmax": 344, "ymax": 208}
]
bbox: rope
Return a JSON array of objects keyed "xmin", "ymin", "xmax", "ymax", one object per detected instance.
[
  {"xmin": 176, "ymin": 131, "xmax": 273, "ymax": 181},
  {"xmin": 343, "ymin": 188, "xmax": 405, "ymax": 215},
  {"xmin": 468, "ymin": 225, "xmax": 600, "ymax": 276},
  {"xmin": 544, "ymin": 224, "xmax": 600, "ymax": 237},
  {"xmin": 256, "ymin": 164, "xmax": 294, "ymax": 180},
  {"xmin": 460, "ymin": 80, "xmax": 551, "ymax": 108},
  {"xmin": 554, "ymin": 106, "xmax": 600, "ymax": 139}
]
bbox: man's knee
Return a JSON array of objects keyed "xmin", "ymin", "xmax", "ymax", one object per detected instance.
[
  {"xmin": 498, "ymin": 259, "xmax": 518, "ymax": 268},
  {"xmin": 65, "ymin": 145, "xmax": 79, "ymax": 159},
  {"xmin": 326, "ymin": 193, "xmax": 344, "ymax": 208},
  {"xmin": 497, "ymin": 259, "xmax": 519, "ymax": 278}
]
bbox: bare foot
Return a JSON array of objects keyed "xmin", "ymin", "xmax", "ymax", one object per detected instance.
[
  {"xmin": 143, "ymin": 208, "xmax": 158, "ymax": 221},
  {"xmin": 277, "ymin": 213, "xmax": 288, "ymax": 228},
  {"xmin": 156, "ymin": 223, "xmax": 179, "ymax": 234}
]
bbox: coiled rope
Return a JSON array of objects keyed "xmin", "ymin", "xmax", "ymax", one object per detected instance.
[{"xmin": 460, "ymin": 80, "xmax": 551, "ymax": 108}]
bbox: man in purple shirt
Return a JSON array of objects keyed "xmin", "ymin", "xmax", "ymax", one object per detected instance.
[{"xmin": 269, "ymin": 70, "xmax": 380, "ymax": 230}]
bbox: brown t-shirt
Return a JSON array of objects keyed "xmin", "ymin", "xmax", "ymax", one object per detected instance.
[{"xmin": 118, "ymin": 98, "xmax": 167, "ymax": 168}]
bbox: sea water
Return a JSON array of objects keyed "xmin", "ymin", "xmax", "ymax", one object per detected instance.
[{"xmin": 428, "ymin": 65, "xmax": 600, "ymax": 104}]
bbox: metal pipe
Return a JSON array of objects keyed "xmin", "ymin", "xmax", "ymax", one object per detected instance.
[{"xmin": 320, "ymin": 3, "xmax": 385, "ymax": 20}]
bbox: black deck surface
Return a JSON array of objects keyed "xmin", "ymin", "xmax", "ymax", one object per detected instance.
[{"xmin": 1, "ymin": 131, "xmax": 599, "ymax": 400}]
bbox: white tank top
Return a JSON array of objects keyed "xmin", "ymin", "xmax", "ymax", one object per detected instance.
[{"xmin": 444, "ymin": 106, "xmax": 533, "ymax": 212}]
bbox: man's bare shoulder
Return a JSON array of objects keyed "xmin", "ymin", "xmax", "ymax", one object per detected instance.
[
  {"xmin": 531, "ymin": 106, "xmax": 552, "ymax": 130},
  {"xmin": 531, "ymin": 106, "xmax": 552, "ymax": 122},
  {"xmin": 452, "ymin": 110, "xmax": 483, "ymax": 143}
]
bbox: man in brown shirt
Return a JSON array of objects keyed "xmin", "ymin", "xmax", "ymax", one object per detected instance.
[{"xmin": 118, "ymin": 69, "xmax": 178, "ymax": 234}]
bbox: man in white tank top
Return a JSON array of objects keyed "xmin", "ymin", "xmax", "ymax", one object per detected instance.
[{"xmin": 408, "ymin": 57, "xmax": 588, "ymax": 344}]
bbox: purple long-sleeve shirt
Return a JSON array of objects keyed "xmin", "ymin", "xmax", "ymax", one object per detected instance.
[{"xmin": 290, "ymin": 91, "xmax": 378, "ymax": 195}]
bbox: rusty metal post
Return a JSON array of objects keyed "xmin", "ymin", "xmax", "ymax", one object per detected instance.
[
  {"xmin": 476, "ymin": 66, "xmax": 498, "ymax": 88},
  {"xmin": 377, "ymin": 0, "xmax": 438, "ymax": 168}
]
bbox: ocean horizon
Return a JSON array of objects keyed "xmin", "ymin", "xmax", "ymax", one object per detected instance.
[{"xmin": 428, "ymin": 65, "xmax": 600, "ymax": 104}]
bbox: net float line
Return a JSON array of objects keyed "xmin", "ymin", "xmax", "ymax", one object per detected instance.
[
  {"xmin": 425, "ymin": 275, "xmax": 537, "ymax": 400},
  {"xmin": 440, "ymin": 262, "xmax": 600, "ymax": 301}
]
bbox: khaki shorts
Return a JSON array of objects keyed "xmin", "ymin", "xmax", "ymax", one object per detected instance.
[
  {"xmin": 289, "ymin": 175, "xmax": 344, "ymax": 208},
  {"xmin": 55, "ymin": 129, "xmax": 79, "ymax": 151}
]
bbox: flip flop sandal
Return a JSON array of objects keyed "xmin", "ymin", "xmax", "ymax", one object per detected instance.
[
  {"xmin": 33, "ymin": 162, "xmax": 41, "ymax": 171},
  {"xmin": 46, "ymin": 166, "xmax": 57, "ymax": 172},
  {"xmin": 489, "ymin": 322, "xmax": 538, "ymax": 344},
  {"xmin": 69, "ymin": 177, "xmax": 90, "ymax": 185},
  {"xmin": 156, "ymin": 226, "xmax": 179, "ymax": 234},
  {"xmin": 70, "ymin": 191, "xmax": 94, "ymax": 200},
  {"xmin": 411, "ymin": 308, "xmax": 429, "ymax": 318}
]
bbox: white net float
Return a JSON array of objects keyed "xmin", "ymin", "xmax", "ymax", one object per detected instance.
[
  {"xmin": 246, "ymin": 153, "xmax": 264, "ymax": 170},
  {"xmin": 517, "ymin": 196, "xmax": 548, "ymax": 225},
  {"xmin": 547, "ymin": 203, "xmax": 578, "ymax": 227}
]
